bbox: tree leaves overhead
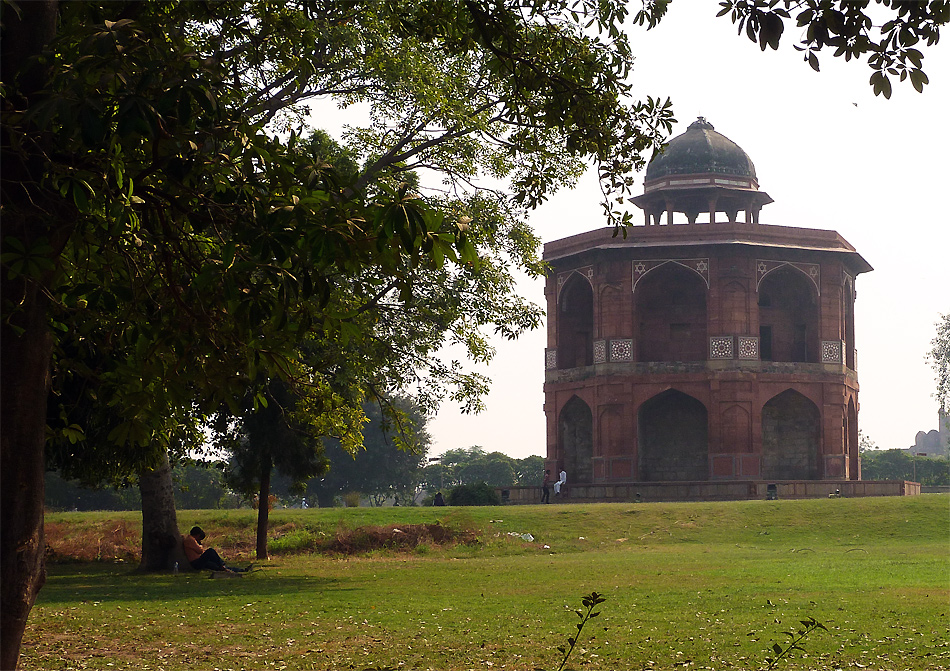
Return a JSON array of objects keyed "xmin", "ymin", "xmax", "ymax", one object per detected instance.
[{"xmin": 716, "ymin": 0, "xmax": 947, "ymax": 97}]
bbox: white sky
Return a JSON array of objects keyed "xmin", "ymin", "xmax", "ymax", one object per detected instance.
[{"xmin": 427, "ymin": 4, "xmax": 950, "ymax": 457}]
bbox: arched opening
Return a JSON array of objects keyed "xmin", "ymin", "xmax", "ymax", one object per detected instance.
[
  {"xmin": 559, "ymin": 396, "xmax": 593, "ymax": 484},
  {"xmin": 761, "ymin": 390, "xmax": 820, "ymax": 480},
  {"xmin": 758, "ymin": 268, "xmax": 819, "ymax": 363},
  {"xmin": 636, "ymin": 264, "xmax": 707, "ymax": 362},
  {"xmin": 637, "ymin": 390, "xmax": 708, "ymax": 481},
  {"xmin": 558, "ymin": 275, "xmax": 593, "ymax": 369}
]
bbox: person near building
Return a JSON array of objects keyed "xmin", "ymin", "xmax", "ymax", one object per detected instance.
[{"xmin": 541, "ymin": 471, "xmax": 551, "ymax": 503}]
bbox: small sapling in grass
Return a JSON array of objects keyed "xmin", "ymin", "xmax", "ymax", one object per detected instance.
[
  {"xmin": 764, "ymin": 615, "xmax": 828, "ymax": 669},
  {"xmin": 555, "ymin": 591, "xmax": 605, "ymax": 671}
]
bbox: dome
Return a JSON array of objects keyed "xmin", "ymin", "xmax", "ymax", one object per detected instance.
[{"xmin": 646, "ymin": 117, "xmax": 757, "ymax": 182}]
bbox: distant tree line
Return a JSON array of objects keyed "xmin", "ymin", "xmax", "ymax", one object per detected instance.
[
  {"xmin": 46, "ymin": 405, "xmax": 546, "ymax": 510},
  {"xmin": 861, "ymin": 450, "xmax": 949, "ymax": 487},
  {"xmin": 420, "ymin": 447, "xmax": 544, "ymax": 492},
  {"xmin": 45, "ymin": 462, "xmax": 242, "ymax": 512}
]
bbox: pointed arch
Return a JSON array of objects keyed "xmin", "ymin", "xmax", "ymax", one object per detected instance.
[
  {"xmin": 757, "ymin": 266, "xmax": 819, "ymax": 363},
  {"xmin": 637, "ymin": 389, "xmax": 708, "ymax": 481},
  {"xmin": 557, "ymin": 274, "xmax": 594, "ymax": 369},
  {"xmin": 635, "ymin": 263, "xmax": 707, "ymax": 362},
  {"xmin": 756, "ymin": 262, "xmax": 820, "ymax": 295},
  {"xmin": 633, "ymin": 259, "xmax": 710, "ymax": 293},
  {"xmin": 559, "ymin": 396, "xmax": 593, "ymax": 484},
  {"xmin": 761, "ymin": 389, "xmax": 820, "ymax": 480}
]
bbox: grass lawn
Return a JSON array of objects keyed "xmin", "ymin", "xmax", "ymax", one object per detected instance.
[{"xmin": 21, "ymin": 495, "xmax": 949, "ymax": 670}]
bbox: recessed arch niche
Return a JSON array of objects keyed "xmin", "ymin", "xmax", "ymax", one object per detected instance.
[
  {"xmin": 637, "ymin": 389, "xmax": 708, "ymax": 481},
  {"xmin": 558, "ymin": 274, "xmax": 593, "ymax": 369},
  {"xmin": 559, "ymin": 396, "xmax": 593, "ymax": 484},
  {"xmin": 757, "ymin": 267, "xmax": 819, "ymax": 363},
  {"xmin": 761, "ymin": 389, "xmax": 820, "ymax": 480},
  {"xmin": 635, "ymin": 264, "xmax": 707, "ymax": 362}
]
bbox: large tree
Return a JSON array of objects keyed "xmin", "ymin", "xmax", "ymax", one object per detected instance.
[{"xmin": 2, "ymin": 2, "xmax": 669, "ymax": 663}]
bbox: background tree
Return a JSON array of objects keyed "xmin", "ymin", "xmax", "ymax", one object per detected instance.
[
  {"xmin": 860, "ymin": 449, "xmax": 949, "ymax": 486},
  {"xmin": 44, "ymin": 472, "xmax": 141, "ymax": 512},
  {"xmin": 306, "ymin": 398, "xmax": 430, "ymax": 508},
  {"xmin": 44, "ymin": 461, "xmax": 233, "ymax": 512},
  {"xmin": 172, "ymin": 462, "xmax": 234, "ymax": 510},
  {"xmin": 458, "ymin": 451, "xmax": 518, "ymax": 487},
  {"xmin": 424, "ymin": 447, "xmax": 544, "ymax": 489},
  {"xmin": 927, "ymin": 313, "xmax": 949, "ymax": 415},
  {"xmin": 858, "ymin": 430, "xmax": 878, "ymax": 453},
  {"xmin": 513, "ymin": 455, "xmax": 545, "ymax": 486}
]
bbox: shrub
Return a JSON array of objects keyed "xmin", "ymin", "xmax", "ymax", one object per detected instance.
[{"xmin": 447, "ymin": 482, "xmax": 501, "ymax": 506}]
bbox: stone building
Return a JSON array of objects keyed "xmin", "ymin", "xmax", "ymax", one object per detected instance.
[{"xmin": 543, "ymin": 118, "xmax": 872, "ymax": 488}]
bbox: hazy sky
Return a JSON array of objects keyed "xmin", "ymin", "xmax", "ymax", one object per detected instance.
[{"xmin": 426, "ymin": 4, "xmax": 950, "ymax": 458}]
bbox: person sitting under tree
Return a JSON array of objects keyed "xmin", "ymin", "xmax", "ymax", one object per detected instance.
[{"xmin": 182, "ymin": 526, "xmax": 250, "ymax": 572}]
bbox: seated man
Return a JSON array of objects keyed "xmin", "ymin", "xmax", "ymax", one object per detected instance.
[{"xmin": 182, "ymin": 526, "xmax": 247, "ymax": 572}]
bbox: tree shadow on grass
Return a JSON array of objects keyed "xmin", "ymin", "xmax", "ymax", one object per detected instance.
[{"xmin": 38, "ymin": 562, "xmax": 354, "ymax": 605}]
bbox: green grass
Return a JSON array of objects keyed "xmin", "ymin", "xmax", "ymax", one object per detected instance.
[{"xmin": 22, "ymin": 495, "xmax": 950, "ymax": 670}]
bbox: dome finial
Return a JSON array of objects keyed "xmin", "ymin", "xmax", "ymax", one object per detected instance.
[{"xmin": 689, "ymin": 116, "xmax": 714, "ymax": 130}]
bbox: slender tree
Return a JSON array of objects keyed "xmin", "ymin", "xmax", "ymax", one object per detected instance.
[{"xmin": 217, "ymin": 378, "xmax": 335, "ymax": 559}]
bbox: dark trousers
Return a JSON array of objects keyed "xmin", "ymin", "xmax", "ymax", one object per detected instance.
[
  {"xmin": 190, "ymin": 548, "xmax": 226, "ymax": 571},
  {"xmin": 541, "ymin": 486, "xmax": 550, "ymax": 503}
]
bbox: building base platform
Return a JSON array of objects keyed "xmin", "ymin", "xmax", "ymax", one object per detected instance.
[{"xmin": 500, "ymin": 480, "xmax": 920, "ymax": 504}]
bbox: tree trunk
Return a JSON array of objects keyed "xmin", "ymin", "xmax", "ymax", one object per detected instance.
[
  {"xmin": 1, "ymin": 287, "xmax": 52, "ymax": 670},
  {"xmin": 256, "ymin": 456, "xmax": 272, "ymax": 560},
  {"xmin": 1, "ymin": 4, "xmax": 63, "ymax": 666},
  {"xmin": 138, "ymin": 451, "xmax": 188, "ymax": 571}
]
